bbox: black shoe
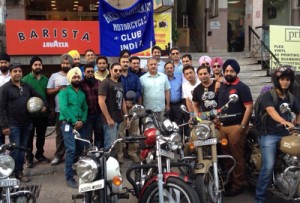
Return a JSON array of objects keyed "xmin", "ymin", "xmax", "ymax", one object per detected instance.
[
  {"xmin": 35, "ymin": 155, "xmax": 50, "ymax": 163},
  {"xmin": 66, "ymin": 179, "xmax": 78, "ymax": 189},
  {"xmin": 224, "ymin": 187, "xmax": 243, "ymax": 197},
  {"xmin": 26, "ymin": 158, "xmax": 34, "ymax": 168}
]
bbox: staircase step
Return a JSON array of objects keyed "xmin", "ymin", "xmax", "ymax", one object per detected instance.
[
  {"xmin": 242, "ymin": 76, "xmax": 271, "ymax": 84},
  {"xmin": 239, "ymin": 70, "xmax": 268, "ymax": 77}
]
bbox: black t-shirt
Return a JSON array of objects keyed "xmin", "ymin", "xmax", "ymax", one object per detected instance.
[
  {"xmin": 217, "ymin": 80, "xmax": 253, "ymax": 126},
  {"xmin": 261, "ymin": 91, "xmax": 300, "ymax": 136},
  {"xmin": 193, "ymin": 80, "xmax": 218, "ymax": 112},
  {"xmin": 98, "ymin": 78, "xmax": 124, "ymax": 124}
]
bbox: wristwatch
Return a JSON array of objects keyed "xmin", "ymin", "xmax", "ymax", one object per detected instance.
[{"xmin": 240, "ymin": 124, "xmax": 246, "ymax": 129}]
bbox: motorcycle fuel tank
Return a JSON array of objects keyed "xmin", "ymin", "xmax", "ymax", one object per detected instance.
[{"xmin": 280, "ymin": 135, "xmax": 300, "ymax": 156}]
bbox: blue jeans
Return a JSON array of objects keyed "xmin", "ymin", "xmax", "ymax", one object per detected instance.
[
  {"xmin": 9, "ymin": 125, "xmax": 33, "ymax": 173},
  {"xmin": 86, "ymin": 114, "xmax": 104, "ymax": 149},
  {"xmin": 61, "ymin": 122, "xmax": 86, "ymax": 181},
  {"xmin": 103, "ymin": 123, "xmax": 120, "ymax": 150},
  {"xmin": 255, "ymin": 134, "xmax": 281, "ymax": 203}
]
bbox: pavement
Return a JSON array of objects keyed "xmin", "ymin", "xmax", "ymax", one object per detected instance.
[{"xmin": 23, "ymin": 128, "xmax": 65, "ymax": 177}]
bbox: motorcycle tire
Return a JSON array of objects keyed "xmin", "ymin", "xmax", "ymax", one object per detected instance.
[
  {"xmin": 139, "ymin": 177, "xmax": 200, "ymax": 203},
  {"xmin": 195, "ymin": 167, "xmax": 223, "ymax": 203}
]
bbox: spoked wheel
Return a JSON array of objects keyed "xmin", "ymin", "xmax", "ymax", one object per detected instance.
[
  {"xmin": 195, "ymin": 167, "xmax": 223, "ymax": 203},
  {"xmin": 139, "ymin": 177, "xmax": 200, "ymax": 203}
]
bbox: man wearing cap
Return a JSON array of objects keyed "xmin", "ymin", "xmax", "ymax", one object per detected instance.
[
  {"xmin": 47, "ymin": 53, "xmax": 73, "ymax": 165},
  {"xmin": 217, "ymin": 59, "xmax": 253, "ymax": 196},
  {"xmin": 0, "ymin": 63, "xmax": 44, "ymax": 182},
  {"xmin": 0, "ymin": 53, "xmax": 11, "ymax": 146},
  {"xmin": 59, "ymin": 67, "xmax": 88, "ymax": 189},
  {"xmin": 22, "ymin": 56, "xmax": 50, "ymax": 168}
]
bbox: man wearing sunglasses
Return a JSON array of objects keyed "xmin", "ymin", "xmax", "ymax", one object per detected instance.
[
  {"xmin": 80, "ymin": 63, "xmax": 103, "ymax": 149},
  {"xmin": 0, "ymin": 63, "xmax": 44, "ymax": 183},
  {"xmin": 98, "ymin": 63, "xmax": 128, "ymax": 149},
  {"xmin": 211, "ymin": 57, "xmax": 224, "ymax": 82},
  {"xmin": 170, "ymin": 47, "xmax": 183, "ymax": 74}
]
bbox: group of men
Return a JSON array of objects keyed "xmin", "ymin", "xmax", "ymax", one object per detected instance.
[{"xmin": 0, "ymin": 45, "xmax": 299, "ymax": 203}]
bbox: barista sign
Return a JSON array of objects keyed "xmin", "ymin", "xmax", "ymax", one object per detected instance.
[
  {"xmin": 270, "ymin": 25, "xmax": 300, "ymax": 70},
  {"xmin": 6, "ymin": 20, "xmax": 100, "ymax": 55}
]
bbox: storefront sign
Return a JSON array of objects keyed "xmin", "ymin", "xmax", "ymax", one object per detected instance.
[
  {"xmin": 6, "ymin": 20, "xmax": 100, "ymax": 55},
  {"xmin": 270, "ymin": 25, "xmax": 300, "ymax": 70}
]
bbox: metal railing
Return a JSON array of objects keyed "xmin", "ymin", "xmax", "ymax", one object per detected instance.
[{"xmin": 248, "ymin": 25, "xmax": 280, "ymax": 72}]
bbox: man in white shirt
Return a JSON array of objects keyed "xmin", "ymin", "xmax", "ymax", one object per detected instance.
[{"xmin": 182, "ymin": 65, "xmax": 200, "ymax": 112}]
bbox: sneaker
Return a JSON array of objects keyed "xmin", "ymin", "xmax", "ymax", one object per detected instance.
[
  {"xmin": 35, "ymin": 155, "xmax": 50, "ymax": 164},
  {"xmin": 16, "ymin": 171, "xmax": 30, "ymax": 183},
  {"xmin": 66, "ymin": 179, "xmax": 78, "ymax": 189},
  {"xmin": 26, "ymin": 158, "xmax": 34, "ymax": 168},
  {"xmin": 51, "ymin": 157, "xmax": 62, "ymax": 166}
]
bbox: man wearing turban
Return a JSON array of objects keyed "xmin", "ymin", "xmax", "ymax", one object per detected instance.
[
  {"xmin": 58, "ymin": 67, "xmax": 88, "ymax": 188},
  {"xmin": 217, "ymin": 59, "xmax": 253, "ymax": 196}
]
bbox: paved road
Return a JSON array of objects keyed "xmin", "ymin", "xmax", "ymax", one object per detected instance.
[
  {"xmin": 23, "ymin": 168, "xmax": 257, "ymax": 203},
  {"xmin": 16, "ymin": 131, "xmax": 295, "ymax": 203}
]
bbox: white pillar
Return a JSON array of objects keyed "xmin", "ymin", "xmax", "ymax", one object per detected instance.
[
  {"xmin": 0, "ymin": 0, "xmax": 6, "ymax": 24},
  {"xmin": 244, "ymin": 0, "xmax": 263, "ymax": 52}
]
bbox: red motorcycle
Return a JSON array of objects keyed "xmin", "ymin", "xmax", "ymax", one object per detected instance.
[{"xmin": 126, "ymin": 109, "xmax": 200, "ymax": 203}]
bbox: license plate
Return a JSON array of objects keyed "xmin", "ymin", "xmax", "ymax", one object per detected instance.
[
  {"xmin": 0, "ymin": 178, "xmax": 19, "ymax": 187},
  {"xmin": 161, "ymin": 149, "xmax": 175, "ymax": 159},
  {"xmin": 79, "ymin": 179, "xmax": 104, "ymax": 193},
  {"xmin": 194, "ymin": 138, "xmax": 217, "ymax": 147}
]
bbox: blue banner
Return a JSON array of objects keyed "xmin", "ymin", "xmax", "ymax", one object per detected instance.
[{"xmin": 98, "ymin": 0, "xmax": 155, "ymax": 56}]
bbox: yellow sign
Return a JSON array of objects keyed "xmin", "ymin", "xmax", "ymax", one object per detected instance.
[
  {"xmin": 135, "ymin": 12, "xmax": 172, "ymax": 56},
  {"xmin": 270, "ymin": 25, "xmax": 300, "ymax": 70}
]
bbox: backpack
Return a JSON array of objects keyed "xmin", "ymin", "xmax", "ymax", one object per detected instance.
[{"xmin": 254, "ymin": 87, "xmax": 295, "ymax": 133}]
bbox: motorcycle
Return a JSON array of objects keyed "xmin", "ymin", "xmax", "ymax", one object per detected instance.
[
  {"xmin": 246, "ymin": 102, "xmax": 300, "ymax": 201},
  {"xmin": 126, "ymin": 109, "xmax": 200, "ymax": 203},
  {"xmin": 0, "ymin": 143, "xmax": 37, "ymax": 203},
  {"xmin": 71, "ymin": 104, "xmax": 147, "ymax": 203},
  {"xmin": 179, "ymin": 94, "xmax": 239, "ymax": 203}
]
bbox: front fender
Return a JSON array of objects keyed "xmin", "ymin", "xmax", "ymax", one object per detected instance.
[
  {"xmin": 194, "ymin": 159, "xmax": 212, "ymax": 174},
  {"xmin": 138, "ymin": 172, "xmax": 191, "ymax": 199}
]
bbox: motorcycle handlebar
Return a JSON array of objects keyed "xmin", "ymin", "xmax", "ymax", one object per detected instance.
[
  {"xmin": 124, "ymin": 136, "xmax": 147, "ymax": 142},
  {"xmin": 0, "ymin": 143, "xmax": 30, "ymax": 152}
]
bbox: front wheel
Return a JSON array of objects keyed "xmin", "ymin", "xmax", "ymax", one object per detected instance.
[
  {"xmin": 139, "ymin": 177, "xmax": 200, "ymax": 203},
  {"xmin": 195, "ymin": 168, "xmax": 223, "ymax": 203}
]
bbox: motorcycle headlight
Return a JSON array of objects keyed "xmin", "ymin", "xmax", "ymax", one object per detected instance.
[
  {"xmin": 167, "ymin": 132, "xmax": 182, "ymax": 151},
  {"xmin": 194, "ymin": 124, "xmax": 211, "ymax": 140},
  {"xmin": 0, "ymin": 155, "xmax": 15, "ymax": 178},
  {"xmin": 75, "ymin": 157, "xmax": 98, "ymax": 183}
]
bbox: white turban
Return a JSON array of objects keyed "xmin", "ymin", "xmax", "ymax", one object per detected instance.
[{"xmin": 66, "ymin": 67, "xmax": 82, "ymax": 83}]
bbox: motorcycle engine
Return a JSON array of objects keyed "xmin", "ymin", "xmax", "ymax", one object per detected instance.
[
  {"xmin": 274, "ymin": 154, "xmax": 300, "ymax": 196},
  {"xmin": 250, "ymin": 143, "xmax": 262, "ymax": 171}
]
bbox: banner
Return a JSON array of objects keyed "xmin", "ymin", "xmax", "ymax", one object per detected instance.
[
  {"xmin": 135, "ymin": 12, "xmax": 172, "ymax": 56},
  {"xmin": 270, "ymin": 25, "xmax": 300, "ymax": 70},
  {"xmin": 6, "ymin": 20, "xmax": 100, "ymax": 55},
  {"xmin": 98, "ymin": 0, "xmax": 155, "ymax": 56}
]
